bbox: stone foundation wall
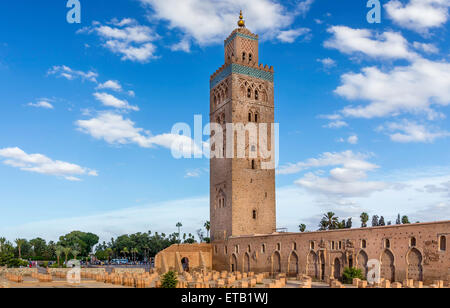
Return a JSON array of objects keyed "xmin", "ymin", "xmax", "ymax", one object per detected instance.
[
  {"xmin": 212, "ymin": 221, "xmax": 450, "ymax": 284},
  {"xmin": 155, "ymin": 243, "xmax": 212, "ymax": 274}
]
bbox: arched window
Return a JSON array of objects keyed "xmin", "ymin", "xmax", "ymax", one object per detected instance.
[
  {"xmin": 254, "ymin": 114, "xmax": 258, "ymax": 123},
  {"xmin": 361, "ymin": 240, "xmax": 367, "ymax": 249},
  {"xmin": 310, "ymin": 241, "xmax": 315, "ymax": 250},
  {"xmin": 247, "ymin": 88, "xmax": 251, "ymax": 98},
  {"xmin": 235, "ymin": 245, "xmax": 239, "ymax": 254},
  {"xmin": 410, "ymin": 237, "xmax": 417, "ymax": 247},
  {"xmin": 439, "ymin": 236, "xmax": 446, "ymax": 251},
  {"xmin": 248, "ymin": 245, "xmax": 251, "ymax": 253},
  {"xmin": 261, "ymin": 244, "xmax": 266, "ymax": 254},
  {"xmin": 255, "ymin": 90, "xmax": 259, "ymax": 100},
  {"xmin": 277, "ymin": 243, "xmax": 281, "ymax": 251},
  {"xmin": 242, "ymin": 52, "xmax": 246, "ymax": 61},
  {"xmin": 225, "ymin": 246, "xmax": 228, "ymax": 254},
  {"xmin": 251, "ymin": 160, "xmax": 256, "ymax": 170},
  {"xmin": 338, "ymin": 241, "xmax": 342, "ymax": 250},
  {"xmin": 385, "ymin": 239, "xmax": 391, "ymax": 249},
  {"xmin": 331, "ymin": 241, "xmax": 335, "ymax": 250},
  {"xmin": 248, "ymin": 112, "xmax": 252, "ymax": 122},
  {"xmin": 249, "ymin": 53, "xmax": 253, "ymax": 62},
  {"xmin": 293, "ymin": 242, "xmax": 297, "ymax": 250},
  {"xmin": 252, "ymin": 210, "xmax": 257, "ymax": 220}
]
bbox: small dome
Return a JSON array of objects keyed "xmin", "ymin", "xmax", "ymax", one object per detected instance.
[{"xmin": 238, "ymin": 10, "xmax": 245, "ymax": 28}]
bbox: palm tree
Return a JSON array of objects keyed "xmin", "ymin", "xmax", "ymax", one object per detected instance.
[
  {"xmin": 0, "ymin": 237, "xmax": 6, "ymax": 253},
  {"xmin": 106, "ymin": 248, "xmax": 113, "ymax": 262},
  {"xmin": 131, "ymin": 248, "xmax": 138, "ymax": 262},
  {"xmin": 204, "ymin": 221, "xmax": 211, "ymax": 238},
  {"xmin": 121, "ymin": 247, "xmax": 129, "ymax": 260},
  {"xmin": 299, "ymin": 224, "xmax": 307, "ymax": 232},
  {"xmin": 63, "ymin": 247, "xmax": 72, "ymax": 264},
  {"xmin": 319, "ymin": 212, "xmax": 339, "ymax": 230},
  {"xmin": 55, "ymin": 246, "xmax": 64, "ymax": 266},
  {"xmin": 360, "ymin": 212, "xmax": 369, "ymax": 228},
  {"xmin": 15, "ymin": 239, "xmax": 26, "ymax": 259},
  {"xmin": 176, "ymin": 222, "xmax": 183, "ymax": 242}
]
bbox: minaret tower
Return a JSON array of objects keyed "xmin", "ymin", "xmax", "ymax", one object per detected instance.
[{"xmin": 210, "ymin": 12, "xmax": 276, "ymax": 241}]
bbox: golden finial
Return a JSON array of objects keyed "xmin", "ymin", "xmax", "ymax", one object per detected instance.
[{"xmin": 238, "ymin": 10, "xmax": 245, "ymax": 28}]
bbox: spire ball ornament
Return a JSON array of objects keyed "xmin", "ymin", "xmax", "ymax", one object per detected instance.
[{"xmin": 238, "ymin": 10, "xmax": 245, "ymax": 28}]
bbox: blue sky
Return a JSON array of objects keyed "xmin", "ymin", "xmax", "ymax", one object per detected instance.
[{"xmin": 0, "ymin": 0, "xmax": 449, "ymax": 242}]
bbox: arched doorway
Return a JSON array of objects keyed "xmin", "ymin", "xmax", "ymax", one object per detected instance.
[
  {"xmin": 407, "ymin": 248, "xmax": 423, "ymax": 281},
  {"xmin": 380, "ymin": 250, "xmax": 395, "ymax": 282},
  {"xmin": 357, "ymin": 250, "xmax": 368, "ymax": 278},
  {"xmin": 181, "ymin": 257, "xmax": 190, "ymax": 272},
  {"xmin": 244, "ymin": 253, "xmax": 251, "ymax": 273},
  {"xmin": 288, "ymin": 252, "xmax": 299, "ymax": 277},
  {"xmin": 231, "ymin": 254, "xmax": 238, "ymax": 273},
  {"xmin": 272, "ymin": 251, "xmax": 281, "ymax": 274},
  {"xmin": 307, "ymin": 251, "xmax": 319, "ymax": 278},
  {"xmin": 333, "ymin": 258, "xmax": 341, "ymax": 280}
]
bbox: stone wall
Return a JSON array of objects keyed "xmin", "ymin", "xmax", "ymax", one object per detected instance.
[
  {"xmin": 155, "ymin": 243, "xmax": 212, "ymax": 274},
  {"xmin": 0, "ymin": 268, "xmax": 37, "ymax": 277},
  {"xmin": 212, "ymin": 221, "xmax": 450, "ymax": 284}
]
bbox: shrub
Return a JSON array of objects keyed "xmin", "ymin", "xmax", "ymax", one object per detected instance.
[
  {"xmin": 161, "ymin": 271, "xmax": 178, "ymax": 288},
  {"xmin": 342, "ymin": 267, "xmax": 364, "ymax": 284}
]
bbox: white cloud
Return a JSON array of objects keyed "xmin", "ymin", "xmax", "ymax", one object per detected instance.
[
  {"xmin": 277, "ymin": 28, "xmax": 311, "ymax": 43},
  {"xmin": 0, "ymin": 147, "xmax": 98, "ymax": 181},
  {"xmin": 348, "ymin": 135, "xmax": 359, "ymax": 144},
  {"xmin": 278, "ymin": 151, "xmax": 389, "ymax": 199},
  {"xmin": 96, "ymin": 80, "xmax": 122, "ymax": 92},
  {"xmin": 317, "ymin": 57, "xmax": 336, "ymax": 68},
  {"xmin": 336, "ymin": 58, "xmax": 450, "ymax": 119},
  {"xmin": 378, "ymin": 120, "xmax": 450, "ymax": 143},
  {"xmin": 139, "ymin": 0, "xmax": 309, "ymax": 46},
  {"xmin": 296, "ymin": 0, "xmax": 315, "ymax": 16},
  {"xmin": 76, "ymin": 112, "xmax": 203, "ymax": 157},
  {"xmin": 323, "ymin": 120, "xmax": 348, "ymax": 129},
  {"xmin": 93, "ymin": 92, "xmax": 139, "ymax": 111},
  {"xmin": 171, "ymin": 37, "xmax": 191, "ymax": 52},
  {"xmin": 78, "ymin": 19, "xmax": 159, "ymax": 62},
  {"xmin": 47, "ymin": 65, "xmax": 98, "ymax": 83},
  {"xmin": 385, "ymin": 0, "xmax": 450, "ymax": 34},
  {"xmin": 324, "ymin": 26, "xmax": 417, "ymax": 60},
  {"xmin": 413, "ymin": 41, "xmax": 439, "ymax": 54},
  {"xmin": 27, "ymin": 101, "xmax": 54, "ymax": 109}
]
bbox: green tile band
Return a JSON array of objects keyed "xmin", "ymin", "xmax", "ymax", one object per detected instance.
[
  {"xmin": 224, "ymin": 32, "xmax": 258, "ymax": 46},
  {"xmin": 211, "ymin": 64, "xmax": 273, "ymax": 89}
]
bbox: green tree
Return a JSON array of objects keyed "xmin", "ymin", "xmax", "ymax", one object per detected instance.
[
  {"xmin": 55, "ymin": 246, "xmax": 64, "ymax": 266},
  {"xmin": 360, "ymin": 213, "xmax": 369, "ymax": 228},
  {"xmin": 121, "ymin": 247, "xmax": 129, "ymax": 259},
  {"xmin": 161, "ymin": 271, "xmax": 178, "ymax": 288},
  {"xmin": 345, "ymin": 218, "xmax": 353, "ymax": 229},
  {"xmin": 402, "ymin": 216, "xmax": 410, "ymax": 224},
  {"xmin": 379, "ymin": 216, "xmax": 386, "ymax": 226},
  {"xmin": 372, "ymin": 215, "xmax": 379, "ymax": 227},
  {"xmin": 299, "ymin": 224, "xmax": 307, "ymax": 233},
  {"xmin": 176, "ymin": 222, "xmax": 183, "ymax": 241},
  {"xmin": 204, "ymin": 221, "xmax": 211, "ymax": 238},
  {"xmin": 63, "ymin": 247, "xmax": 72, "ymax": 264},
  {"xmin": 342, "ymin": 267, "xmax": 364, "ymax": 284},
  {"xmin": 14, "ymin": 239, "xmax": 26, "ymax": 259},
  {"xmin": 319, "ymin": 212, "xmax": 339, "ymax": 230}
]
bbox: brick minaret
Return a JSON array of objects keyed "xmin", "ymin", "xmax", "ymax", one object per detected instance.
[{"xmin": 210, "ymin": 12, "xmax": 276, "ymax": 241}]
